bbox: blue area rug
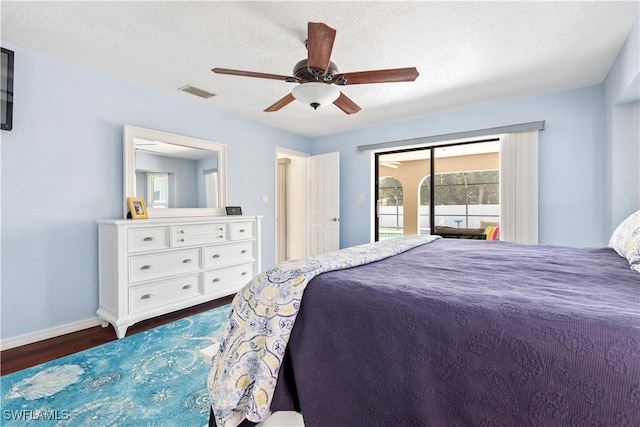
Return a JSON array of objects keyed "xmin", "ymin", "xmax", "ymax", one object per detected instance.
[{"xmin": 1, "ymin": 305, "xmax": 231, "ymax": 426}]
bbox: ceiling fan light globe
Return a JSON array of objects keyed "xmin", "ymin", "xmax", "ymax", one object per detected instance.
[{"xmin": 292, "ymin": 82, "xmax": 339, "ymax": 109}]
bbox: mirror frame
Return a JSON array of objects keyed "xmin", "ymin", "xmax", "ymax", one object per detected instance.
[{"xmin": 123, "ymin": 125, "xmax": 227, "ymax": 218}]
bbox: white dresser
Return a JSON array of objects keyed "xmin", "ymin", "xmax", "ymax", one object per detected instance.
[{"xmin": 97, "ymin": 216, "xmax": 261, "ymax": 338}]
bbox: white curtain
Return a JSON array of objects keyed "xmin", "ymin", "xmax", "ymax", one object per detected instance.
[{"xmin": 500, "ymin": 130, "xmax": 539, "ymax": 244}]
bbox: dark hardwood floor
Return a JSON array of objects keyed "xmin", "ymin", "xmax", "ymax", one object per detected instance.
[{"xmin": 0, "ymin": 295, "xmax": 234, "ymax": 376}]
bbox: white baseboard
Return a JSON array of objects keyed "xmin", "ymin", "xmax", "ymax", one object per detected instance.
[{"xmin": 1, "ymin": 317, "xmax": 102, "ymax": 351}]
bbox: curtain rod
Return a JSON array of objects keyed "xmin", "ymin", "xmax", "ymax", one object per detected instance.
[{"xmin": 357, "ymin": 120, "xmax": 545, "ymax": 152}]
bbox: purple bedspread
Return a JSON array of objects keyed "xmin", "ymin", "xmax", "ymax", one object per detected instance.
[{"xmin": 265, "ymin": 239, "xmax": 640, "ymax": 426}]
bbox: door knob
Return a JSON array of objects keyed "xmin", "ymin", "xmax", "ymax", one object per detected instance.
[{"xmin": 330, "ymin": 217, "xmax": 338, "ymax": 222}]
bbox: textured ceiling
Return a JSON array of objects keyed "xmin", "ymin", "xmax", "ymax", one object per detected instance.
[{"xmin": 2, "ymin": 1, "xmax": 638, "ymax": 137}]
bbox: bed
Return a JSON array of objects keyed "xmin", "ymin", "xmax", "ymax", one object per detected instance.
[{"xmin": 208, "ymin": 212, "xmax": 640, "ymax": 427}]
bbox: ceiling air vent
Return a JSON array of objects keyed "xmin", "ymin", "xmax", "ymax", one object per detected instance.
[{"xmin": 179, "ymin": 85, "xmax": 215, "ymax": 99}]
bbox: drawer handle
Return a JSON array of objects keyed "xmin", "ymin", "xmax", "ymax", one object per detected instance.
[
  {"xmin": 241, "ymin": 271, "xmax": 247, "ymax": 276},
  {"xmin": 240, "ymin": 250, "xmax": 247, "ymax": 254},
  {"xmin": 141, "ymin": 293, "xmax": 153, "ymax": 300},
  {"xmin": 143, "ymin": 237, "xmax": 155, "ymax": 242},
  {"xmin": 211, "ymin": 254, "xmax": 221, "ymax": 258},
  {"xmin": 182, "ymin": 259, "xmax": 192, "ymax": 264},
  {"xmin": 180, "ymin": 238, "xmax": 185, "ymax": 242},
  {"xmin": 239, "ymin": 229, "xmax": 246, "ymax": 233},
  {"xmin": 140, "ymin": 265, "xmax": 153, "ymax": 270},
  {"xmin": 211, "ymin": 278, "xmax": 221, "ymax": 283},
  {"xmin": 218, "ymin": 227, "xmax": 224, "ymax": 231},
  {"xmin": 182, "ymin": 284, "xmax": 192, "ymax": 290},
  {"xmin": 179, "ymin": 230, "xmax": 185, "ymax": 234},
  {"xmin": 218, "ymin": 235, "xmax": 224, "ymax": 239}
]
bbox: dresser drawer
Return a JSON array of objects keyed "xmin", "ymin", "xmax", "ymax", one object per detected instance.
[
  {"xmin": 172, "ymin": 224, "xmax": 227, "ymax": 247},
  {"xmin": 229, "ymin": 222, "xmax": 254, "ymax": 240},
  {"xmin": 129, "ymin": 227, "xmax": 169, "ymax": 253},
  {"xmin": 204, "ymin": 262, "xmax": 254, "ymax": 294},
  {"xmin": 129, "ymin": 249, "xmax": 201, "ymax": 283},
  {"xmin": 129, "ymin": 274, "xmax": 200, "ymax": 313},
  {"xmin": 204, "ymin": 242, "xmax": 254, "ymax": 269}
]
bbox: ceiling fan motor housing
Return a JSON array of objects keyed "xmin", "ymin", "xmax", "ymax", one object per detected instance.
[{"xmin": 294, "ymin": 59, "xmax": 338, "ymax": 83}]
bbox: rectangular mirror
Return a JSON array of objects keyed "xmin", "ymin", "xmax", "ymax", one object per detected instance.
[{"xmin": 124, "ymin": 125, "xmax": 227, "ymax": 218}]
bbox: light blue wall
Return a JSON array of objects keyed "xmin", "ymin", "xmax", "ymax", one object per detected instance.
[
  {"xmin": 603, "ymin": 20, "xmax": 640, "ymax": 236},
  {"xmin": 312, "ymin": 85, "xmax": 606, "ymax": 250},
  {"xmin": 0, "ymin": 46, "xmax": 310, "ymax": 340}
]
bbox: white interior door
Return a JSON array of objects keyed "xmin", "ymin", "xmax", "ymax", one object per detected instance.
[{"xmin": 306, "ymin": 152, "xmax": 340, "ymax": 256}]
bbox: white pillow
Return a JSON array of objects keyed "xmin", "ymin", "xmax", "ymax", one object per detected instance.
[{"xmin": 609, "ymin": 209, "xmax": 640, "ymax": 272}]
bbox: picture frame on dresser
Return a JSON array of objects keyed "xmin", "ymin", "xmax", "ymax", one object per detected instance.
[{"xmin": 127, "ymin": 197, "xmax": 148, "ymax": 219}]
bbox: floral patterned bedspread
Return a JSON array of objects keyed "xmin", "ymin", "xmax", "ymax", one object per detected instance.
[{"xmin": 207, "ymin": 235, "xmax": 440, "ymax": 427}]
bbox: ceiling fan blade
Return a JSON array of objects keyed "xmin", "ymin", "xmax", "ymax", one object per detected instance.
[
  {"xmin": 307, "ymin": 22, "xmax": 336, "ymax": 74},
  {"xmin": 333, "ymin": 92, "xmax": 361, "ymax": 115},
  {"xmin": 334, "ymin": 67, "xmax": 419, "ymax": 85},
  {"xmin": 264, "ymin": 93, "xmax": 296, "ymax": 112},
  {"xmin": 212, "ymin": 68, "xmax": 298, "ymax": 82}
]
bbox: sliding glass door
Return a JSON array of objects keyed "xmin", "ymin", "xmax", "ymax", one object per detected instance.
[{"xmin": 375, "ymin": 140, "xmax": 500, "ymax": 241}]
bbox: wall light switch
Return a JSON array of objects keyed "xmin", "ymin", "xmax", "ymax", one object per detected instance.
[{"xmin": 261, "ymin": 194, "xmax": 269, "ymax": 204}]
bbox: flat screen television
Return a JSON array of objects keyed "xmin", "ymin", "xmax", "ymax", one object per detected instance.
[{"xmin": 1, "ymin": 47, "xmax": 14, "ymax": 131}]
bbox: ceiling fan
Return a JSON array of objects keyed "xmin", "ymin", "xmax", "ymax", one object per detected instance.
[{"xmin": 212, "ymin": 22, "xmax": 419, "ymax": 114}]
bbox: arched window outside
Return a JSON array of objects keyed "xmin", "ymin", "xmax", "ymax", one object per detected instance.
[{"xmin": 418, "ymin": 175, "xmax": 431, "ymax": 233}]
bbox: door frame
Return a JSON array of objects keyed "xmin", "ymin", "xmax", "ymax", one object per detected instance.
[{"xmin": 275, "ymin": 147, "xmax": 309, "ymax": 262}]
